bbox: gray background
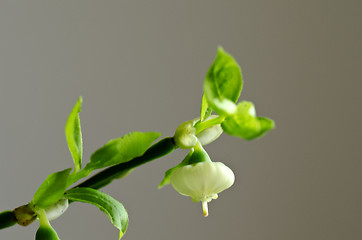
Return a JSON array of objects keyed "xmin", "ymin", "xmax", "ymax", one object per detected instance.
[{"xmin": 0, "ymin": 1, "xmax": 361, "ymax": 239}]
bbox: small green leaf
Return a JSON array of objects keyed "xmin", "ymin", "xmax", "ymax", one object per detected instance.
[
  {"xmin": 33, "ymin": 168, "xmax": 72, "ymax": 208},
  {"xmin": 64, "ymin": 187, "xmax": 128, "ymax": 239},
  {"xmin": 221, "ymin": 101, "xmax": 275, "ymax": 140},
  {"xmin": 158, "ymin": 165, "xmax": 180, "ymax": 189},
  {"xmin": 159, "ymin": 150, "xmax": 193, "ymax": 188},
  {"xmin": 204, "ymin": 47, "xmax": 243, "ymax": 115},
  {"xmin": 65, "ymin": 97, "xmax": 83, "ymax": 173},
  {"xmin": 200, "ymin": 94, "xmax": 212, "ymax": 122},
  {"xmin": 85, "ymin": 132, "xmax": 161, "ymax": 171}
]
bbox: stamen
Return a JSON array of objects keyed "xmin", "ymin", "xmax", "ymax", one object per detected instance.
[{"xmin": 202, "ymin": 200, "xmax": 209, "ymax": 217}]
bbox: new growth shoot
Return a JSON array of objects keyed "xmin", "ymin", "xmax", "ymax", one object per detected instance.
[{"xmin": 0, "ymin": 47, "xmax": 274, "ymax": 239}]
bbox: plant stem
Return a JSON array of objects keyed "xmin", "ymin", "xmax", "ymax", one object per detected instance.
[
  {"xmin": 0, "ymin": 137, "xmax": 177, "ymax": 229},
  {"xmin": 0, "ymin": 211, "xmax": 17, "ymax": 229},
  {"xmin": 38, "ymin": 209, "xmax": 50, "ymax": 227},
  {"xmin": 72, "ymin": 137, "xmax": 177, "ymax": 190}
]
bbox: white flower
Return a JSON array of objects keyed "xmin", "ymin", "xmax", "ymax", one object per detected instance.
[{"xmin": 170, "ymin": 161, "xmax": 234, "ymax": 217}]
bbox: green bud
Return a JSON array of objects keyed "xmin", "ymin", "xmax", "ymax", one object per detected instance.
[
  {"xmin": 13, "ymin": 204, "xmax": 37, "ymax": 227},
  {"xmin": 174, "ymin": 119, "xmax": 198, "ymax": 149},
  {"xmin": 174, "ymin": 116, "xmax": 223, "ymax": 149},
  {"xmin": 35, "ymin": 226, "xmax": 60, "ymax": 240},
  {"xmin": 35, "ymin": 209, "xmax": 60, "ymax": 240}
]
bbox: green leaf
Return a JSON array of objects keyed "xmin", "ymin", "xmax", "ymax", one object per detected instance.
[
  {"xmin": 200, "ymin": 94, "xmax": 212, "ymax": 122},
  {"xmin": 65, "ymin": 97, "xmax": 83, "ymax": 173},
  {"xmin": 33, "ymin": 168, "xmax": 72, "ymax": 208},
  {"xmin": 159, "ymin": 150, "xmax": 193, "ymax": 188},
  {"xmin": 158, "ymin": 165, "xmax": 180, "ymax": 189},
  {"xmin": 221, "ymin": 101, "xmax": 275, "ymax": 140},
  {"xmin": 64, "ymin": 187, "xmax": 128, "ymax": 239},
  {"xmin": 204, "ymin": 47, "xmax": 243, "ymax": 115},
  {"xmin": 85, "ymin": 132, "xmax": 161, "ymax": 171}
]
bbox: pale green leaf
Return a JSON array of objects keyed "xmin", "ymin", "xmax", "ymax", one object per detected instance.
[
  {"xmin": 65, "ymin": 97, "xmax": 83, "ymax": 172},
  {"xmin": 200, "ymin": 94, "xmax": 212, "ymax": 122}
]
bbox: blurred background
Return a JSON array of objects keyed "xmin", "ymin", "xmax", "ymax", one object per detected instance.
[{"xmin": 0, "ymin": 1, "xmax": 361, "ymax": 239}]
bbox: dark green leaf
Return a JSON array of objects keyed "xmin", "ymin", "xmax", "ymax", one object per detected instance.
[
  {"xmin": 221, "ymin": 101, "xmax": 275, "ymax": 140},
  {"xmin": 33, "ymin": 168, "xmax": 72, "ymax": 208},
  {"xmin": 65, "ymin": 97, "xmax": 83, "ymax": 172},
  {"xmin": 204, "ymin": 47, "xmax": 243, "ymax": 115},
  {"xmin": 85, "ymin": 132, "xmax": 161, "ymax": 171},
  {"xmin": 64, "ymin": 187, "xmax": 128, "ymax": 239}
]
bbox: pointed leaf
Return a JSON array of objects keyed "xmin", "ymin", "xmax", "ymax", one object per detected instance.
[
  {"xmin": 85, "ymin": 132, "xmax": 161, "ymax": 171},
  {"xmin": 200, "ymin": 94, "xmax": 212, "ymax": 122},
  {"xmin": 33, "ymin": 168, "xmax": 72, "ymax": 208},
  {"xmin": 158, "ymin": 165, "xmax": 180, "ymax": 189},
  {"xmin": 65, "ymin": 97, "xmax": 83, "ymax": 172},
  {"xmin": 64, "ymin": 187, "xmax": 128, "ymax": 239},
  {"xmin": 204, "ymin": 47, "xmax": 243, "ymax": 115},
  {"xmin": 159, "ymin": 150, "xmax": 193, "ymax": 188}
]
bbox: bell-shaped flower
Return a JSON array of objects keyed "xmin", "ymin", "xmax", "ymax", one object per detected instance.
[{"xmin": 170, "ymin": 142, "xmax": 234, "ymax": 216}]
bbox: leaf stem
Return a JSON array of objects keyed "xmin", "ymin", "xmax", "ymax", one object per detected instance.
[
  {"xmin": 38, "ymin": 209, "xmax": 50, "ymax": 227},
  {"xmin": 195, "ymin": 116, "xmax": 225, "ymax": 135}
]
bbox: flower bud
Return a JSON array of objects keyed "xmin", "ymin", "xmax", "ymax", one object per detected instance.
[
  {"xmin": 44, "ymin": 198, "xmax": 68, "ymax": 221},
  {"xmin": 13, "ymin": 204, "xmax": 37, "ymax": 226},
  {"xmin": 173, "ymin": 119, "xmax": 198, "ymax": 149},
  {"xmin": 174, "ymin": 116, "xmax": 223, "ymax": 149},
  {"xmin": 35, "ymin": 225, "xmax": 60, "ymax": 240},
  {"xmin": 170, "ymin": 161, "xmax": 234, "ymax": 217},
  {"xmin": 196, "ymin": 124, "xmax": 223, "ymax": 146}
]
